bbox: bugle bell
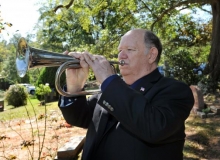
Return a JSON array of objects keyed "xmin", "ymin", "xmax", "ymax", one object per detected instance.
[{"xmin": 16, "ymin": 37, "xmax": 125, "ymax": 97}]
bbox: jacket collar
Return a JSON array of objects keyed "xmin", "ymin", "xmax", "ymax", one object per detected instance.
[{"xmin": 130, "ymin": 68, "xmax": 162, "ymax": 94}]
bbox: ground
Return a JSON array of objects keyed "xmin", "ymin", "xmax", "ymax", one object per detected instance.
[
  {"xmin": 0, "ymin": 109, "xmax": 87, "ymax": 160},
  {"xmin": 184, "ymin": 114, "xmax": 220, "ymax": 160},
  {"xmin": 1, "ymin": 107, "xmax": 220, "ymax": 160}
]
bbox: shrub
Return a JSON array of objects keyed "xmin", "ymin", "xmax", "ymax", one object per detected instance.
[
  {"xmin": 164, "ymin": 49, "xmax": 201, "ymax": 85},
  {"xmin": 5, "ymin": 84, "xmax": 28, "ymax": 107},
  {"xmin": 35, "ymin": 84, "xmax": 52, "ymax": 103},
  {"xmin": 35, "ymin": 67, "xmax": 64, "ymax": 101},
  {"xmin": 197, "ymin": 76, "xmax": 219, "ymax": 95}
]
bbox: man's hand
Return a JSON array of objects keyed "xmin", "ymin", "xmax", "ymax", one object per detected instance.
[
  {"xmin": 83, "ymin": 52, "xmax": 115, "ymax": 84},
  {"xmin": 64, "ymin": 51, "xmax": 89, "ymax": 94}
]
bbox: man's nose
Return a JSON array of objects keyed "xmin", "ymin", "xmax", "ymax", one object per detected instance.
[{"xmin": 118, "ymin": 50, "xmax": 127, "ymax": 59}]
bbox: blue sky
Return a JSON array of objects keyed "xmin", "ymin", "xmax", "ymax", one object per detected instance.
[{"xmin": 0, "ymin": 0, "xmax": 40, "ymax": 41}]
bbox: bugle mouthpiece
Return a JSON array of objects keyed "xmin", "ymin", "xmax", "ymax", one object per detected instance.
[{"xmin": 119, "ymin": 60, "xmax": 125, "ymax": 66}]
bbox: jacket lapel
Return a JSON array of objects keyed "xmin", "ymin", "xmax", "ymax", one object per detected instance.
[{"xmin": 132, "ymin": 69, "xmax": 163, "ymax": 95}]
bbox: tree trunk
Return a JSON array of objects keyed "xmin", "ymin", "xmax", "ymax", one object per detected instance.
[{"xmin": 207, "ymin": 0, "xmax": 220, "ymax": 83}]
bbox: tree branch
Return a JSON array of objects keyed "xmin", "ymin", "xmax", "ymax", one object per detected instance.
[
  {"xmin": 53, "ymin": 0, "xmax": 75, "ymax": 13},
  {"xmin": 150, "ymin": 0, "xmax": 210, "ymax": 31}
]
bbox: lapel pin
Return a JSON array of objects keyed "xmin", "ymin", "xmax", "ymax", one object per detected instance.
[{"xmin": 140, "ymin": 87, "xmax": 145, "ymax": 91}]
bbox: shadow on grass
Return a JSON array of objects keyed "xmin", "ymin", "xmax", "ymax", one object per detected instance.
[{"xmin": 183, "ymin": 114, "xmax": 220, "ymax": 159}]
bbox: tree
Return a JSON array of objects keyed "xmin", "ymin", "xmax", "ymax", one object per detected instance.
[
  {"xmin": 37, "ymin": 0, "xmax": 140, "ymax": 58},
  {"xmin": 141, "ymin": 0, "xmax": 219, "ymax": 85},
  {"xmin": 38, "ymin": 0, "xmax": 219, "ymax": 90}
]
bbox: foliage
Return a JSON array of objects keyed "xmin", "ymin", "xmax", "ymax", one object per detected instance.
[
  {"xmin": 36, "ymin": 67, "xmax": 58, "ymax": 89},
  {"xmin": 164, "ymin": 49, "xmax": 202, "ymax": 85},
  {"xmin": 197, "ymin": 76, "xmax": 219, "ymax": 95},
  {"xmin": 0, "ymin": 35, "xmax": 33, "ymax": 84},
  {"xmin": 35, "ymin": 84, "xmax": 52, "ymax": 101},
  {"xmin": 35, "ymin": 67, "xmax": 66, "ymax": 96},
  {"xmin": 37, "ymin": 0, "xmax": 140, "ymax": 58},
  {"xmin": 1, "ymin": 54, "xmax": 30, "ymax": 84},
  {"xmin": 0, "ymin": 5, "xmax": 12, "ymax": 33},
  {"xmin": 35, "ymin": 0, "xmax": 213, "ymax": 84},
  {"xmin": 5, "ymin": 84, "xmax": 28, "ymax": 107},
  {"xmin": 1, "ymin": 0, "xmax": 218, "ymax": 92},
  {"xmin": 202, "ymin": 107, "xmax": 211, "ymax": 114},
  {"xmin": 29, "ymin": 68, "xmax": 41, "ymax": 85},
  {"xmin": 0, "ymin": 22, "xmax": 12, "ymax": 34},
  {"xmin": 0, "ymin": 90, "xmax": 4, "ymax": 100}
]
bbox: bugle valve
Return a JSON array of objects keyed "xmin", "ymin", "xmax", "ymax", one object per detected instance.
[{"xmin": 16, "ymin": 37, "xmax": 125, "ymax": 97}]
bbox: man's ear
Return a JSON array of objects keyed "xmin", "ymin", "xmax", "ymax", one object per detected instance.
[{"xmin": 148, "ymin": 47, "xmax": 158, "ymax": 64}]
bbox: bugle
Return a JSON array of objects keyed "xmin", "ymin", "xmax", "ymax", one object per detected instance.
[{"xmin": 16, "ymin": 37, "xmax": 124, "ymax": 97}]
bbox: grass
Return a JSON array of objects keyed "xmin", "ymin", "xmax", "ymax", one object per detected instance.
[{"xmin": 0, "ymin": 96, "xmax": 59, "ymax": 121}]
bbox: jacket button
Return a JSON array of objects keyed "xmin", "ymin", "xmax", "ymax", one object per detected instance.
[{"xmin": 109, "ymin": 106, "xmax": 114, "ymax": 111}]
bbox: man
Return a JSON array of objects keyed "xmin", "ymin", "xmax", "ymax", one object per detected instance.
[{"xmin": 58, "ymin": 29, "xmax": 194, "ymax": 160}]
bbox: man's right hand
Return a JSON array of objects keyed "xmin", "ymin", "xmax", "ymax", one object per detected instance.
[{"xmin": 64, "ymin": 51, "xmax": 89, "ymax": 94}]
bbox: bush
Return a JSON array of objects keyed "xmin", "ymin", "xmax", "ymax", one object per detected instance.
[
  {"xmin": 197, "ymin": 77, "xmax": 219, "ymax": 95},
  {"xmin": 35, "ymin": 67, "xmax": 64, "ymax": 101},
  {"xmin": 164, "ymin": 49, "xmax": 201, "ymax": 85},
  {"xmin": 35, "ymin": 84, "xmax": 52, "ymax": 103},
  {"xmin": 5, "ymin": 84, "xmax": 28, "ymax": 107}
]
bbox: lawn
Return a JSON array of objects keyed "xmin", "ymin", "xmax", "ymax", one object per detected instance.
[{"xmin": 0, "ymin": 96, "xmax": 59, "ymax": 121}]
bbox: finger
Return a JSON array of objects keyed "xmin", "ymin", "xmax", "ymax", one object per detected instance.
[
  {"xmin": 68, "ymin": 52, "xmax": 82, "ymax": 59},
  {"xmin": 96, "ymin": 55, "xmax": 105, "ymax": 61},
  {"xmin": 83, "ymin": 52, "xmax": 95, "ymax": 66},
  {"xmin": 63, "ymin": 50, "xmax": 69, "ymax": 55},
  {"xmin": 80, "ymin": 59, "xmax": 89, "ymax": 68}
]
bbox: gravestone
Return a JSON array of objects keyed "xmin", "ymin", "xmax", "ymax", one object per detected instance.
[
  {"xmin": 55, "ymin": 136, "xmax": 85, "ymax": 160},
  {"xmin": 210, "ymin": 105, "xmax": 220, "ymax": 114},
  {"xmin": 190, "ymin": 85, "xmax": 205, "ymax": 114}
]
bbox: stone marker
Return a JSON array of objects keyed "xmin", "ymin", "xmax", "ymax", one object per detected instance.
[
  {"xmin": 55, "ymin": 136, "xmax": 85, "ymax": 160},
  {"xmin": 190, "ymin": 85, "xmax": 205, "ymax": 113},
  {"xmin": 210, "ymin": 105, "xmax": 220, "ymax": 114},
  {"xmin": 196, "ymin": 111, "xmax": 206, "ymax": 119}
]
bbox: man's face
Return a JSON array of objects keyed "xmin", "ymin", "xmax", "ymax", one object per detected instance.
[{"xmin": 117, "ymin": 30, "xmax": 150, "ymax": 81}]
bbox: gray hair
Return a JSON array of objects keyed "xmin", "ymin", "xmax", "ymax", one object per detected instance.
[{"xmin": 144, "ymin": 30, "xmax": 162, "ymax": 63}]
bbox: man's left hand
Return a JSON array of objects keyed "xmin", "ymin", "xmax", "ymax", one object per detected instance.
[{"xmin": 83, "ymin": 52, "xmax": 115, "ymax": 84}]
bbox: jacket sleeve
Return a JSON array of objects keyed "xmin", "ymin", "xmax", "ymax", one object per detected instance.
[
  {"xmin": 98, "ymin": 76, "xmax": 194, "ymax": 144},
  {"xmin": 58, "ymin": 94, "xmax": 98, "ymax": 128}
]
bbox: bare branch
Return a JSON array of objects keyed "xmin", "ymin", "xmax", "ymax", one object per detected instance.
[
  {"xmin": 150, "ymin": 0, "xmax": 211, "ymax": 31},
  {"xmin": 199, "ymin": 7, "xmax": 212, "ymax": 14},
  {"xmin": 54, "ymin": 0, "xmax": 75, "ymax": 13}
]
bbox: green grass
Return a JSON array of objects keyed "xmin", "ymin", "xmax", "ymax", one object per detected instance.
[{"xmin": 0, "ymin": 97, "xmax": 59, "ymax": 121}]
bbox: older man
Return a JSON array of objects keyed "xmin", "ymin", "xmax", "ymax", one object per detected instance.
[{"xmin": 58, "ymin": 29, "xmax": 194, "ymax": 160}]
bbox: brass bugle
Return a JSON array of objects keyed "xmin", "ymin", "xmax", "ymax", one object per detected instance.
[{"xmin": 16, "ymin": 37, "xmax": 124, "ymax": 97}]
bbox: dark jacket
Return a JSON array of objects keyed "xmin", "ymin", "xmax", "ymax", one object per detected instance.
[{"xmin": 58, "ymin": 69, "xmax": 194, "ymax": 160}]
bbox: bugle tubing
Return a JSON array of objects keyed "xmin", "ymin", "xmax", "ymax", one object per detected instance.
[{"xmin": 16, "ymin": 37, "xmax": 124, "ymax": 97}]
